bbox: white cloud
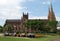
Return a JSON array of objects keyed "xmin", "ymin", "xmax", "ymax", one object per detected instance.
[
  {"xmin": 56, "ymin": 17, "xmax": 60, "ymax": 21},
  {"xmin": 42, "ymin": 1, "xmax": 50, "ymax": 5},
  {"xmin": 0, "ymin": 0, "xmax": 35, "ymax": 20},
  {"xmin": 29, "ymin": 16, "xmax": 47, "ymax": 19},
  {"xmin": 29, "ymin": 16, "xmax": 60, "ymax": 21},
  {"xmin": 42, "ymin": 0, "xmax": 56, "ymax": 5},
  {"xmin": 0, "ymin": 0, "xmax": 25, "ymax": 20},
  {"xmin": 42, "ymin": 0, "xmax": 57, "ymax": 5},
  {"xmin": 0, "ymin": 0, "xmax": 25, "ymax": 5},
  {"xmin": 0, "ymin": 0, "xmax": 8, "ymax": 5},
  {"xmin": 0, "ymin": 0, "xmax": 26, "ymax": 26},
  {"xmin": 28, "ymin": 0, "xmax": 35, "ymax": 2}
]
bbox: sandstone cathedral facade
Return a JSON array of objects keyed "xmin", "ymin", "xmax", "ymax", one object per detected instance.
[{"xmin": 4, "ymin": 4, "xmax": 57, "ymax": 33}]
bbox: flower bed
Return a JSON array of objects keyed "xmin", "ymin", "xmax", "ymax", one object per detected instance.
[{"xmin": 35, "ymin": 34, "xmax": 44, "ymax": 38}]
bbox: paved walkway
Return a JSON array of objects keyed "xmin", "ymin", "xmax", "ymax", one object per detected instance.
[
  {"xmin": 0, "ymin": 33, "xmax": 4, "ymax": 36},
  {"xmin": 52, "ymin": 38, "xmax": 60, "ymax": 41}
]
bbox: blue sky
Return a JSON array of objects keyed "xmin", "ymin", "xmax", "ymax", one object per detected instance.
[{"xmin": 0, "ymin": 0, "xmax": 60, "ymax": 26}]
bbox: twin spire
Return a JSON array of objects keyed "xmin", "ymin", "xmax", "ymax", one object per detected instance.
[{"xmin": 48, "ymin": 3, "xmax": 56, "ymax": 21}]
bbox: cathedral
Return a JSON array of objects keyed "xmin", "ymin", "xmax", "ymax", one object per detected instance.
[{"xmin": 4, "ymin": 4, "xmax": 57, "ymax": 33}]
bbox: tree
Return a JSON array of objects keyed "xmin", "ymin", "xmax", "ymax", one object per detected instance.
[
  {"xmin": 0, "ymin": 26, "xmax": 3, "ymax": 32},
  {"xmin": 48, "ymin": 21, "xmax": 57, "ymax": 33},
  {"xmin": 25, "ymin": 20, "xmax": 45, "ymax": 33},
  {"xmin": 4, "ymin": 24, "xmax": 12, "ymax": 33}
]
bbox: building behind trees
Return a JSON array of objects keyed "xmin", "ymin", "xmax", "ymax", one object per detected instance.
[{"xmin": 3, "ymin": 4, "xmax": 57, "ymax": 33}]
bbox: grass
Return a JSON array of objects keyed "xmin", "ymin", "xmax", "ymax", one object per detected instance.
[{"xmin": 0, "ymin": 35, "xmax": 60, "ymax": 41}]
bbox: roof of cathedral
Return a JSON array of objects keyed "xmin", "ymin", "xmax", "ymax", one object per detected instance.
[{"xmin": 6, "ymin": 19, "xmax": 21, "ymax": 23}]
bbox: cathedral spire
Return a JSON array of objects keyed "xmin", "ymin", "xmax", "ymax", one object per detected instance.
[{"xmin": 48, "ymin": 3, "xmax": 56, "ymax": 21}]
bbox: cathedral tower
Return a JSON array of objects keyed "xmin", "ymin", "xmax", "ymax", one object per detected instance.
[
  {"xmin": 23, "ymin": 12, "xmax": 28, "ymax": 22},
  {"xmin": 48, "ymin": 4, "xmax": 56, "ymax": 21},
  {"xmin": 22, "ymin": 12, "xmax": 28, "ymax": 32}
]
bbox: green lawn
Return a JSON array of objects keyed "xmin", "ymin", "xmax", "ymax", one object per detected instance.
[{"xmin": 0, "ymin": 35, "xmax": 60, "ymax": 41}]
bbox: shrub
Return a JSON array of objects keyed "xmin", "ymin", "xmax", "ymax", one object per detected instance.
[
  {"xmin": 16, "ymin": 31, "xmax": 20, "ymax": 34},
  {"xmin": 57, "ymin": 32, "xmax": 60, "ymax": 35},
  {"xmin": 35, "ymin": 34, "xmax": 43, "ymax": 38}
]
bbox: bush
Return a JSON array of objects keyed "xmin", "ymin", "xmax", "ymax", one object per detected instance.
[
  {"xmin": 16, "ymin": 31, "xmax": 20, "ymax": 34},
  {"xmin": 57, "ymin": 32, "xmax": 60, "ymax": 35},
  {"xmin": 35, "ymin": 34, "xmax": 43, "ymax": 38}
]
